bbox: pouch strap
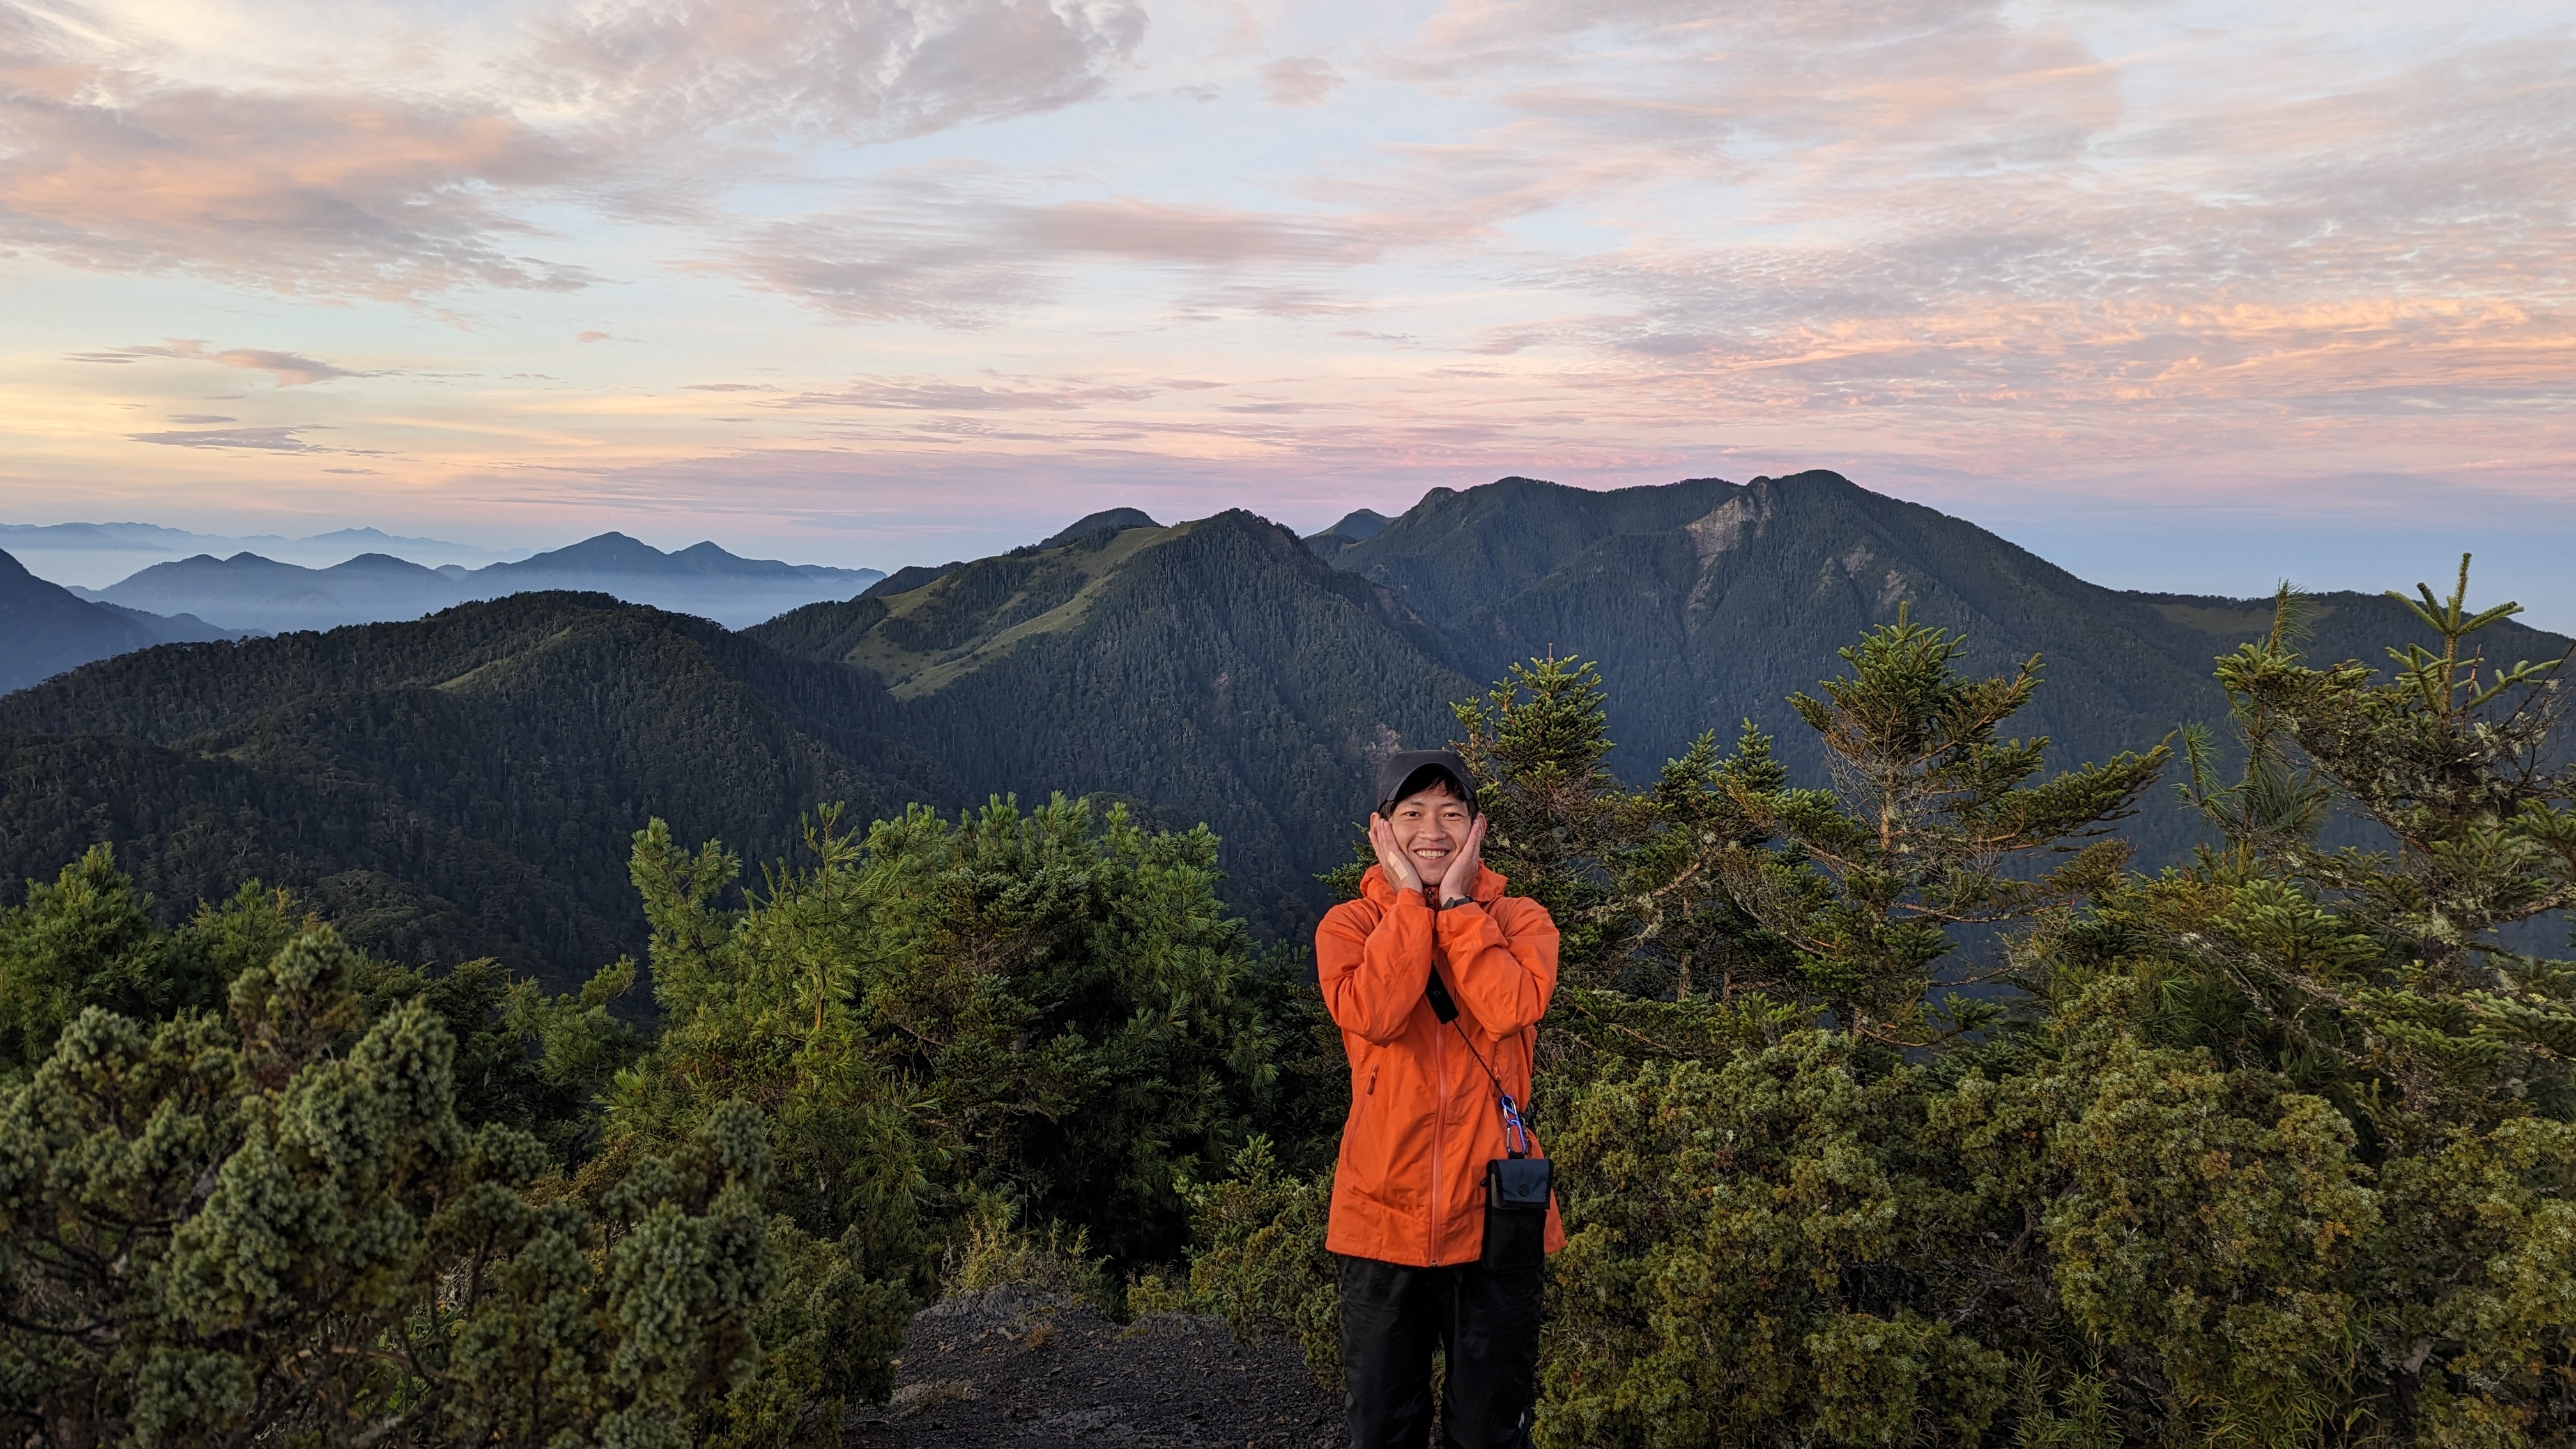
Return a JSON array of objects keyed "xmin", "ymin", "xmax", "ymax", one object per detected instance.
[{"xmin": 1423, "ymin": 966, "xmax": 1460, "ymax": 1024}]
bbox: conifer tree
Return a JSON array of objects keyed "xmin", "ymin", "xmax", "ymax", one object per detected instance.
[
  {"xmin": 1727, "ymin": 608, "xmax": 2168, "ymax": 1040},
  {"xmin": 2044, "ymin": 558, "xmax": 2576, "ymax": 1441},
  {"xmin": 2203, "ymin": 557, "xmax": 2576, "ymax": 1116},
  {"xmin": 1451, "ymin": 653, "xmax": 1637, "ymax": 981}
]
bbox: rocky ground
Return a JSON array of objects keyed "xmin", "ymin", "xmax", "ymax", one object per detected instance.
[{"xmin": 846, "ymin": 1286, "xmax": 1348, "ymax": 1448}]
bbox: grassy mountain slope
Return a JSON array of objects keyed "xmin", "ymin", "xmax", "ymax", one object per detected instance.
[
  {"xmin": 0, "ymin": 592, "xmax": 950, "ymax": 979},
  {"xmin": 1334, "ymin": 472, "xmax": 2572, "ymax": 859},
  {"xmin": 753, "ymin": 510, "xmax": 1471, "ymax": 933}
]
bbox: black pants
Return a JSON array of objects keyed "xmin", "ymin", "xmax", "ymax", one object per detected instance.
[{"xmin": 1338, "ymin": 1254, "xmax": 1541, "ymax": 1449}]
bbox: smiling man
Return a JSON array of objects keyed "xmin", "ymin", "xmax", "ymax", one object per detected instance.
[{"xmin": 1315, "ymin": 748, "xmax": 1563, "ymax": 1448}]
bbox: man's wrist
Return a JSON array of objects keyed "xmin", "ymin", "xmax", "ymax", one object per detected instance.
[{"xmin": 1438, "ymin": 894, "xmax": 1476, "ymax": 910}]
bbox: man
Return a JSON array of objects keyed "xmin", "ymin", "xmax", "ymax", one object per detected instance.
[{"xmin": 1315, "ymin": 748, "xmax": 1563, "ymax": 1448}]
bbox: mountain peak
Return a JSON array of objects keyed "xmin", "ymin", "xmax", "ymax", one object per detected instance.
[
  {"xmin": 1041, "ymin": 509, "xmax": 1160, "ymax": 548},
  {"xmin": 1308, "ymin": 508, "xmax": 1392, "ymax": 544},
  {"xmin": 1748, "ymin": 469, "xmax": 1859, "ymax": 491},
  {"xmin": 325, "ymin": 553, "xmax": 442, "ymax": 578},
  {"xmin": 516, "ymin": 532, "xmax": 663, "ymax": 569}
]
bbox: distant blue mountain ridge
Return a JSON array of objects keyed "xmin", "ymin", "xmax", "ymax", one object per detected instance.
[
  {"xmin": 0, "ymin": 521, "xmax": 529, "ymax": 579},
  {"xmin": 0, "ymin": 521, "xmax": 482, "ymax": 554},
  {"xmin": 57, "ymin": 531, "xmax": 885, "ymax": 635}
]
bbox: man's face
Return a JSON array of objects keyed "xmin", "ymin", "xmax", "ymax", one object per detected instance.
[{"xmin": 1388, "ymin": 782, "xmax": 1473, "ymax": 881}]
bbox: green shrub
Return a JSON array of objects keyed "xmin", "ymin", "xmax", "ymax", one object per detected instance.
[
  {"xmin": 1179, "ymin": 1137, "xmax": 1342, "ymax": 1383},
  {"xmin": 606, "ymin": 796, "xmax": 1289, "ymax": 1276},
  {"xmin": 1540, "ymin": 1041, "xmax": 2012, "ymax": 1448},
  {"xmin": 0, "ymin": 926, "xmax": 893, "ymax": 1445}
]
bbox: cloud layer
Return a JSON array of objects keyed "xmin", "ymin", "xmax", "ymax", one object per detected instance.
[{"xmin": 3, "ymin": 0, "xmax": 2570, "ymax": 616}]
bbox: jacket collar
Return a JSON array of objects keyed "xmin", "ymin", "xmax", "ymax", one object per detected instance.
[{"xmin": 1359, "ymin": 861, "xmax": 1508, "ymax": 906}]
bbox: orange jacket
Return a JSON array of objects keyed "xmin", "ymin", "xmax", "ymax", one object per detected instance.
[{"xmin": 1317, "ymin": 862, "xmax": 1565, "ymax": 1266}]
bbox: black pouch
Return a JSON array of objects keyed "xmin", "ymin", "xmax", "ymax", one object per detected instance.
[{"xmin": 1482, "ymin": 1156, "xmax": 1552, "ymax": 1273}]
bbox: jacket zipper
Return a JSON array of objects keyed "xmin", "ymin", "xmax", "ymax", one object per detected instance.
[{"xmin": 1431, "ymin": 1021, "xmax": 1446, "ymax": 1265}]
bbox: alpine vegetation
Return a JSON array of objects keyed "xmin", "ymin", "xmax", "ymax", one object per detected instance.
[
  {"xmin": 2, "ymin": 561, "xmax": 2568, "ymax": 1445},
  {"xmin": 1190, "ymin": 564, "xmax": 2575, "ymax": 1448}
]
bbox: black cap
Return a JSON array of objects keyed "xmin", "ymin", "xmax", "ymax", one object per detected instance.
[{"xmin": 1374, "ymin": 748, "xmax": 1477, "ymax": 818}]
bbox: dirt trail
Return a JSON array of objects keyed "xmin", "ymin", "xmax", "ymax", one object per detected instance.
[{"xmin": 847, "ymin": 1287, "xmax": 1347, "ymax": 1448}]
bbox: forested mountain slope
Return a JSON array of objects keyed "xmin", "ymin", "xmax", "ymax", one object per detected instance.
[
  {"xmin": 753, "ymin": 510, "xmax": 1469, "ymax": 933},
  {"xmin": 1333, "ymin": 471, "xmax": 2573, "ymax": 857},
  {"xmin": 0, "ymin": 592, "xmax": 949, "ymax": 978},
  {"xmin": 1341, "ymin": 471, "xmax": 2231, "ymax": 780},
  {"xmin": 8, "ymin": 480, "xmax": 2564, "ymax": 977},
  {"xmin": 2, "ymin": 513, "xmax": 1463, "ymax": 965}
]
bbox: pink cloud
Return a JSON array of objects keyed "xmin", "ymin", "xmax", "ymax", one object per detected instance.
[
  {"xmin": 723, "ymin": 217, "xmax": 1052, "ymax": 327},
  {"xmin": 0, "ymin": 6, "xmax": 585, "ymax": 300},
  {"xmin": 0, "ymin": 0, "xmax": 1147, "ymax": 302},
  {"xmin": 533, "ymin": 0, "xmax": 1145, "ymax": 141},
  {"xmin": 772, "ymin": 375, "xmax": 1167, "ymax": 411},
  {"xmin": 75, "ymin": 340, "xmax": 358, "ymax": 386},
  {"xmin": 126, "ymin": 425, "xmax": 327, "ymax": 451},
  {"xmin": 1261, "ymin": 57, "xmax": 1344, "ymax": 108},
  {"xmin": 1016, "ymin": 197, "xmax": 1383, "ymax": 266},
  {"xmin": 722, "ymin": 169, "xmax": 1425, "ymax": 325}
]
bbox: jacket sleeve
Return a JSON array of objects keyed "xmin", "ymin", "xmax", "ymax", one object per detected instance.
[
  {"xmin": 1317, "ymin": 896, "xmax": 1436, "ymax": 1045},
  {"xmin": 1434, "ymin": 898, "xmax": 1558, "ymax": 1036}
]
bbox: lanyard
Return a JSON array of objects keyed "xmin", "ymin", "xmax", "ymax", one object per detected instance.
[{"xmin": 1422, "ymin": 964, "xmax": 1531, "ymax": 1160}]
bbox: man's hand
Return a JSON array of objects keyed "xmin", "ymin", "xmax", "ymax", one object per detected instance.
[
  {"xmin": 1437, "ymin": 815, "xmax": 1487, "ymax": 905},
  {"xmin": 1368, "ymin": 813, "xmax": 1424, "ymax": 894}
]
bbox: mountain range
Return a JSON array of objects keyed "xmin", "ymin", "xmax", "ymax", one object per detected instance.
[
  {"xmin": 0, "ymin": 521, "xmax": 530, "ymax": 590},
  {"xmin": 55, "ymin": 532, "xmax": 885, "ymax": 634},
  {"xmin": 4, "ymin": 471, "xmax": 2564, "ymax": 980}
]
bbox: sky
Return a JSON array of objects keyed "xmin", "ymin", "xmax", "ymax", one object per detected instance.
[{"xmin": 4, "ymin": 0, "xmax": 2573, "ymax": 625}]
